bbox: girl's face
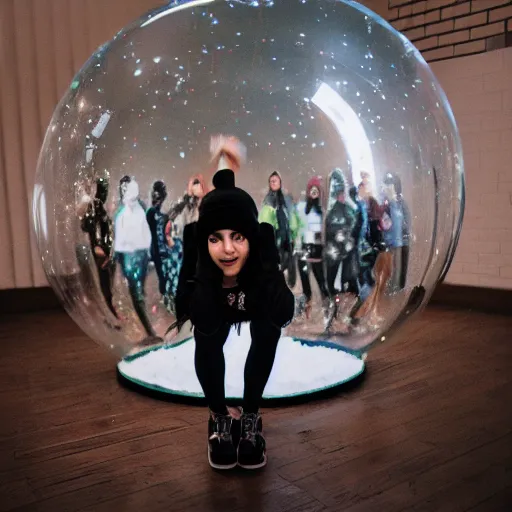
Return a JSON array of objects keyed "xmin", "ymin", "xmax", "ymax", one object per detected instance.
[
  {"xmin": 119, "ymin": 181, "xmax": 130, "ymax": 199},
  {"xmin": 269, "ymin": 175, "xmax": 281, "ymax": 192},
  {"xmin": 192, "ymin": 181, "xmax": 204, "ymax": 198},
  {"xmin": 208, "ymin": 229, "xmax": 249, "ymax": 278},
  {"xmin": 309, "ymin": 186, "xmax": 320, "ymax": 199}
]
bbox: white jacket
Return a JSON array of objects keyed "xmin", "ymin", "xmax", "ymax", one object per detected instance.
[
  {"xmin": 297, "ymin": 200, "xmax": 323, "ymax": 245},
  {"xmin": 114, "ymin": 180, "xmax": 151, "ymax": 253}
]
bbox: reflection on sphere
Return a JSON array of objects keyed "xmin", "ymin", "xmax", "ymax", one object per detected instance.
[{"xmin": 33, "ymin": 0, "xmax": 464, "ymax": 364}]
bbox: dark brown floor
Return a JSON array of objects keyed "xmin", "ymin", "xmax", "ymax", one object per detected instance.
[{"xmin": 0, "ymin": 305, "xmax": 511, "ymax": 511}]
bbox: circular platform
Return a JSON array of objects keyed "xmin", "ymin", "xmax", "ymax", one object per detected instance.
[{"xmin": 117, "ymin": 324, "xmax": 365, "ymax": 401}]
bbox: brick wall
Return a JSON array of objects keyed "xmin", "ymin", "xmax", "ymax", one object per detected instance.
[
  {"xmin": 430, "ymin": 48, "xmax": 512, "ymax": 289},
  {"xmin": 386, "ymin": 0, "xmax": 512, "ymax": 62},
  {"xmin": 359, "ymin": 1, "xmax": 512, "ymax": 289}
]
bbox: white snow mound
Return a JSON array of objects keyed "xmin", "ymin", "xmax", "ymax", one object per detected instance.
[{"xmin": 118, "ymin": 323, "xmax": 364, "ymax": 398}]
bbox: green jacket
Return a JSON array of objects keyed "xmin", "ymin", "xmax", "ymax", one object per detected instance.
[{"xmin": 258, "ymin": 196, "xmax": 302, "ymax": 242}]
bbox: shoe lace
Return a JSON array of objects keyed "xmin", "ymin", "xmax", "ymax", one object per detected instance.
[
  {"xmin": 211, "ymin": 414, "xmax": 232, "ymax": 441},
  {"xmin": 241, "ymin": 413, "xmax": 259, "ymax": 441}
]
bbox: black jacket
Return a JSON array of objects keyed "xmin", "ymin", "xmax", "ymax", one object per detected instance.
[
  {"xmin": 172, "ymin": 222, "xmax": 295, "ymax": 335},
  {"xmin": 81, "ymin": 199, "xmax": 113, "ymax": 260}
]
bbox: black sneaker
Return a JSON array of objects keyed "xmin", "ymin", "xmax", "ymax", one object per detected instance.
[
  {"xmin": 227, "ymin": 406, "xmax": 242, "ymax": 450},
  {"xmin": 208, "ymin": 411, "xmax": 237, "ymax": 470},
  {"xmin": 238, "ymin": 412, "xmax": 267, "ymax": 469}
]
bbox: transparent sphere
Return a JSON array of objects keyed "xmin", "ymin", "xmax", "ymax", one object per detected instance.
[{"xmin": 33, "ymin": 0, "xmax": 464, "ymax": 360}]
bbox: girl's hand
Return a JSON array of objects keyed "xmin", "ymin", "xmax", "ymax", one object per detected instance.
[
  {"xmin": 94, "ymin": 246, "xmax": 106, "ymax": 258},
  {"xmin": 164, "ymin": 220, "xmax": 175, "ymax": 247},
  {"xmin": 258, "ymin": 222, "xmax": 280, "ymax": 274},
  {"xmin": 209, "ymin": 135, "xmax": 246, "ymax": 173}
]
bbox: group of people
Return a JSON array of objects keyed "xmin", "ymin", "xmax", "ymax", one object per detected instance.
[
  {"xmin": 78, "ymin": 133, "xmax": 411, "ymax": 471},
  {"xmin": 79, "ymin": 160, "xmax": 411, "ymax": 339},
  {"xmin": 255, "ymin": 167, "xmax": 410, "ymax": 330},
  {"xmin": 79, "ymin": 171, "xmax": 208, "ymax": 339}
]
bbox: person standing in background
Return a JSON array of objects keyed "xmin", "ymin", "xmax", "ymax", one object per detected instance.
[
  {"xmin": 259, "ymin": 171, "xmax": 300, "ymax": 288},
  {"xmin": 114, "ymin": 177, "xmax": 157, "ymax": 339},
  {"xmin": 296, "ymin": 176, "xmax": 329, "ymax": 319},
  {"xmin": 382, "ymin": 172, "xmax": 410, "ymax": 292}
]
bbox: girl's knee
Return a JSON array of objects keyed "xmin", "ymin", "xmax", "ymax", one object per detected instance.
[{"xmin": 250, "ymin": 319, "xmax": 281, "ymax": 344}]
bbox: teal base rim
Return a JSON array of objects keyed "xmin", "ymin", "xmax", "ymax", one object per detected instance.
[{"xmin": 117, "ymin": 337, "xmax": 366, "ymax": 401}]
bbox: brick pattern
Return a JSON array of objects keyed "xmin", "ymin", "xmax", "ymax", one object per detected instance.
[
  {"xmin": 362, "ymin": 3, "xmax": 512, "ymax": 290},
  {"xmin": 429, "ymin": 49, "xmax": 512, "ymax": 289},
  {"xmin": 387, "ymin": 0, "xmax": 512, "ymax": 62}
]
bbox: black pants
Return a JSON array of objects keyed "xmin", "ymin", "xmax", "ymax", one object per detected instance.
[
  {"xmin": 341, "ymin": 250, "xmax": 360, "ymax": 295},
  {"xmin": 94, "ymin": 255, "xmax": 117, "ymax": 319},
  {"xmin": 326, "ymin": 258, "xmax": 340, "ymax": 296},
  {"xmin": 390, "ymin": 245, "xmax": 409, "ymax": 291},
  {"xmin": 298, "ymin": 259, "xmax": 328, "ymax": 301},
  {"xmin": 76, "ymin": 244, "xmax": 117, "ymax": 319},
  {"xmin": 153, "ymin": 257, "xmax": 167, "ymax": 296},
  {"xmin": 279, "ymin": 246, "xmax": 297, "ymax": 289},
  {"xmin": 326, "ymin": 256, "xmax": 359, "ymax": 296},
  {"xmin": 194, "ymin": 320, "xmax": 281, "ymax": 414}
]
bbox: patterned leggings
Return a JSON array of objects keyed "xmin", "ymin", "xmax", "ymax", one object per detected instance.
[{"xmin": 117, "ymin": 250, "xmax": 156, "ymax": 337}]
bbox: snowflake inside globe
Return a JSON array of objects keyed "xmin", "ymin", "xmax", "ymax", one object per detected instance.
[{"xmin": 33, "ymin": 0, "xmax": 464, "ymax": 399}]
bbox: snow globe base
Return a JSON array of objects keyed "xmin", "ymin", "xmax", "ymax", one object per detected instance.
[{"xmin": 117, "ymin": 324, "xmax": 366, "ymax": 403}]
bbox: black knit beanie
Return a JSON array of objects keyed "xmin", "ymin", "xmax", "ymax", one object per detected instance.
[{"xmin": 197, "ymin": 169, "xmax": 259, "ymax": 240}]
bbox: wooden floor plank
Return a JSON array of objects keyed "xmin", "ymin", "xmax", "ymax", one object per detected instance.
[
  {"xmin": 335, "ymin": 434, "xmax": 512, "ymax": 512},
  {"xmin": 78, "ymin": 478, "xmax": 326, "ymax": 512},
  {"xmin": 0, "ymin": 305, "xmax": 510, "ymax": 511},
  {"xmin": 464, "ymin": 486, "xmax": 512, "ymax": 512}
]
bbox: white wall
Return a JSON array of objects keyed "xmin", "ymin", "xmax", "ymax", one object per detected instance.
[
  {"xmin": 431, "ymin": 48, "xmax": 512, "ymax": 289},
  {"xmin": 0, "ymin": 0, "xmax": 165, "ymax": 289},
  {"xmin": 0, "ymin": 0, "xmax": 510, "ymax": 289}
]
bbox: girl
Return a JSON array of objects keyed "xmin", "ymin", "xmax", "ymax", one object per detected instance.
[
  {"xmin": 171, "ymin": 168, "xmax": 295, "ymax": 470},
  {"xmin": 146, "ymin": 181, "xmax": 183, "ymax": 313},
  {"xmin": 296, "ymin": 176, "xmax": 329, "ymax": 318},
  {"xmin": 114, "ymin": 177, "xmax": 156, "ymax": 339},
  {"xmin": 167, "ymin": 173, "xmax": 208, "ymax": 238},
  {"xmin": 324, "ymin": 168, "xmax": 358, "ymax": 330},
  {"xmin": 80, "ymin": 177, "xmax": 117, "ymax": 320},
  {"xmin": 382, "ymin": 172, "xmax": 410, "ymax": 292},
  {"xmin": 259, "ymin": 171, "xmax": 300, "ymax": 288}
]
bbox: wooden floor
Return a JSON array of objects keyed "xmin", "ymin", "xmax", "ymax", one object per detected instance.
[{"xmin": 0, "ymin": 305, "xmax": 511, "ymax": 511}]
